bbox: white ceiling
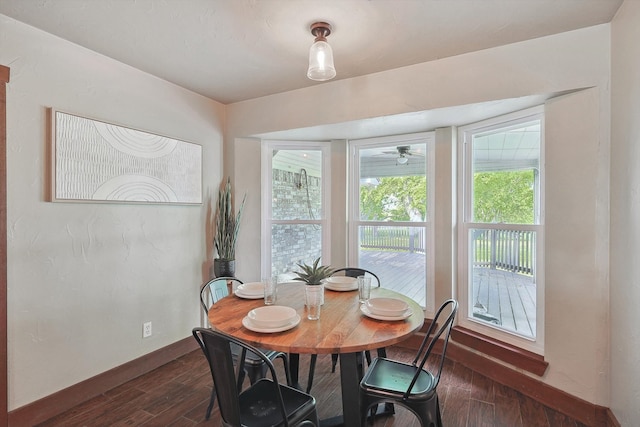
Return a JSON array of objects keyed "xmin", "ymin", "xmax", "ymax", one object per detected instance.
[{"xmin": 0, "ymin": 0, "xmax": 623, "ymax": 106}]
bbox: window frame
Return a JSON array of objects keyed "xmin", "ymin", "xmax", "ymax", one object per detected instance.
[
  {"xmin": 348, "ymin": 132, "xmax": 436, "ymax": 313},
  {"xmin": 457, "ymin": 106, "xmax": 545, "ymax": 354},
  {"xmin": 260, "ymin": 140, "xmax": 332, "ymax": 279}
]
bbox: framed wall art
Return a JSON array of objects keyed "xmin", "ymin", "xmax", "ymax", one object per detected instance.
[{"xmin": 49, "ymin": 109, "xmax": 202, "ymax": 204}]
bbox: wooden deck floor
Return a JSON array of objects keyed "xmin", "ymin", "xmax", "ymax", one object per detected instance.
[
  {"xmin": 471, "ymin": 267, "xmax": 536, "ymax": 338},
  {"xmin": 359, "ymin": 250, "xmax": 427, "ymax": 304},
  {"xmin": 358, "ymin": 250, "xmax": 537, "ymax": 338}
]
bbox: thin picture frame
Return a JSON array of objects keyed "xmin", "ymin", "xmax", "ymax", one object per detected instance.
[{"xmin": 48, "ymin": 109, "xmax": 202, "ymax": 205}]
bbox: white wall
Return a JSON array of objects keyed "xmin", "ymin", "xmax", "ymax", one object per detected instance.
[
  {"xmin": 610, "ymin": 1, "xmax": 640, "ymax": 425},
  {"xmin": 227, "ymin": 25, "xmax": 613, "ymax": 404},
  {"xmin": 545, "ymin": 88, "xmax": 610, "ymax": 406},
  {"xmin": 1, "ymin": 15, "xmax": 224, "ymax": 409}
]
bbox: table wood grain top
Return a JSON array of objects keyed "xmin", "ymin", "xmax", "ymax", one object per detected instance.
[{"xmin": 207, "ymin": 282, "xmax": 424, "ymax": 354}]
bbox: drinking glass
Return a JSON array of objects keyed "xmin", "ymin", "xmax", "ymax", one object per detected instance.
[
  {"xmin": 263, "ymin": 276, "xmax": 277, "ymax": 305},
  {"xmin": 305, "ymin": 285, "xmax": 323, "ymax": 320},
  {"xmin": 358, "ymin": 276, "xmax": 371, "ymax": 303}
]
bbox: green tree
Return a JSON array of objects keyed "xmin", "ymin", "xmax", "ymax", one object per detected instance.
[
  {"xmin": 473, "ymin": 170, "xmax": 534, "ymax": 224},
  {"xmin": 360, "ymin": 176, "xmax": 427, "ymax": 221}
]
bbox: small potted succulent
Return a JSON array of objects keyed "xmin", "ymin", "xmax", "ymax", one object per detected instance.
[
  {"xmin": 293, "ymin": 257, "xmax": 334, "ymax": 313},
  {"xmin": 293, "ymin": 257, "xmax": 334, "ymax": 285}
]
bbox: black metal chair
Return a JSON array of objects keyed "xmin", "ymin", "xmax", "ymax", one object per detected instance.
[
  {"xmin": 193, "ymin": 327, "xmax": 319, "ymax": 427},
  {"xmin": 199, "ymin": 277, "xmax": 287, "ymax": 419},
  {"xmin": 199, "ymin": 276, "xmax": 243, "ymax": 314},
  {"xmin": 331, "ymin": 267, "xmax": 381, "ymax": 288},
  {"xmin": 306, "ymin": 268, "xmax": 381, "ymax": 393},
  {"xmin": 359, "ymin": 299, "xmax": 458, "ymax": 427}
]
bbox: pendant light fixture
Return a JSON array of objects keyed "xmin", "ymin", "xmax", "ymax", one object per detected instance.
[{"xmin": 307, "ymin": 22, "xmax": 336, "ymax": 81}]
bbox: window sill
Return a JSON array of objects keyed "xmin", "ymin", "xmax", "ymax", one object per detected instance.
[{"xmin": 451, "ymin": 326, "xmax": 548, "ymax": 376}]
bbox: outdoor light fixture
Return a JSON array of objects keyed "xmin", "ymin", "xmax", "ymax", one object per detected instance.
[
  {"xmin": 307, "ymin": 22, "xmax": 336, "ymax": 81},
  {"xmin": 396, "ymin": 155, "xmax": 409, "ymax": 165}
]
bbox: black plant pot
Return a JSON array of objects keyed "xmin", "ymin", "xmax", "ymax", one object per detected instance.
[{"xmin": 213, "ymin": 259, "xmax": 236, "ymax": 278}]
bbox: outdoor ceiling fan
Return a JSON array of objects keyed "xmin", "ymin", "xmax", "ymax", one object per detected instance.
[{"xmin": 380, "ymin": 145, "xmax": 424, "ymax": 165}]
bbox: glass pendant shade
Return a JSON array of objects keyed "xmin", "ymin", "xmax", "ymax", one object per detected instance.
[{"xmin": 307, "ymin": 40, "xmax": 336, "ymax": 81}]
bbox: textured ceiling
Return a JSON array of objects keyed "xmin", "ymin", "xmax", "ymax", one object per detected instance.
[{"xmin": 0, "ymin": 0, "xmax": 623, "ymax": 105}]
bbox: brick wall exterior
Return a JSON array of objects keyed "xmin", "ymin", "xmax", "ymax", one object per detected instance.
[{"xmin": 271, "ymin": 169, "xmax": 322, "ymax": 278}]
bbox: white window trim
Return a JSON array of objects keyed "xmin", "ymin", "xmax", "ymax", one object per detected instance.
[
  {"xmin": 348, "ymin": 132, "xmax": 436, "ymax": 314},
  {"xmin": 457, "ymin": 106, "xmax": 545, "ymax": 354},
  {"xmin": 260, "ymin": 140, "xmax": 332, "ymax": 279}
]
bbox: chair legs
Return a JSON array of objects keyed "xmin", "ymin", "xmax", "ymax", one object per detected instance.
[
  {"xmin": 307, "ymin": 351, "xmax": 371, "ymax": 393},
  {"xmin": 361, "ymin": 394, "xmax": 442, "ymax": 427},
  {"xmin": 331, "ymin": 353, "xmax": 339, "ymax": 372},
  {"xmin": 330, "ymin": 348, "xmax": 378, "ymax": 373},
  {"xmin": 307, "ymin": 354, "xmax": 318, "ymax": 393},
  {"xmin": 205, "ymin": 390, "xmax": 216, "ymax": 420}
]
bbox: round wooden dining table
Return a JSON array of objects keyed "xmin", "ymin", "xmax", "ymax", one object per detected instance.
[{"xmin": 208, "ymin": 281, "xmax": 424, "ymax": 427}]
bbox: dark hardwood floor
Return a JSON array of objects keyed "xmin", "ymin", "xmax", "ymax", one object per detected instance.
[{"xmin": 36, "ymin": 346, "xmax": 588, "ymax": 427}]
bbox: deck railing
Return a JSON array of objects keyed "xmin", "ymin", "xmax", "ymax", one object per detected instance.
[
  {"xmin": 360, "ymin": 225, "xmax": 426, "ymax": 253},
  {"xmin": 472, "ymin": 229, "xmax": 534, "ymax": 275},
  {"xmin": 360, "ymin": 225, "xmax": 534, "ymax": 275}
]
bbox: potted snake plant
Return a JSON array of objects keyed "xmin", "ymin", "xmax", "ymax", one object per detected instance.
[{"xmin": 213, "ymin": 177, "xmax": 246, "ymax": 278}]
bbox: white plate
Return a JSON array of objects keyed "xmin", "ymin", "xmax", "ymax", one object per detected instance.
[
  {"xmin": 237, "ymin": 282, "xmax": 264, "ymax": 296},
  {"xmin": 242, "ymin": 314, "xmax": 301, "ymax": 333},
  {"xmin": 234, "ymin": 290, "xmax": 264, "ymax": 300},
  {"xmin": 360, "ymin": 304, "xmax": 412, "ymax": 321},
  {"xmin": 366, "ymin": 297, "xmax": 409, "ymax": 317},
  {"xmin": 324, "ymin": 281, "xmax": 358, "ymax": 291},
  {"xmin": 248, "ymin": 305, "xmax": 297, "ymax": 328},
  {"xmin": 325, "ymin": 276, "xmax": 357, "ymax": 286}
]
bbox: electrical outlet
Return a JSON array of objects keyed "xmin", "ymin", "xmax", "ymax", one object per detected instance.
[{"xmin": 143, "ymin": 321, "xmax": 152, "ymax": 338}]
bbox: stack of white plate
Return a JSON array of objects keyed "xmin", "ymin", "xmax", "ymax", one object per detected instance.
[
  {"xmin": 235, "ymin": 282, "xmax": 264, "ymax": 299},
  {"xmin": 323, "ymin": 276, "xmax": 358, "ymax": 291},
  {"xmin": 243, "ymin": 305, "xmax": 300, "ymax": 332},
  {"xmin": 360, "ymin": 297, "xmax": 412, "ymax": 321}
]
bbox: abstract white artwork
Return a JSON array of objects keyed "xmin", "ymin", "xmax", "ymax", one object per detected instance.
[{"xmin": 50, "ymin": 110, "xmax": 202, "ymax": 204}]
